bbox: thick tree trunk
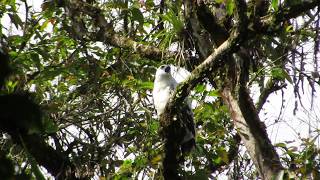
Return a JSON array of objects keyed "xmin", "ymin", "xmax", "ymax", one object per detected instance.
[
  {"xmin": 221, "ymin": 86, "xmax": 284, "ymax": 179},
  {"xmin": 163, "ymin": 125, "xmax": 181, "ymax": 180}
]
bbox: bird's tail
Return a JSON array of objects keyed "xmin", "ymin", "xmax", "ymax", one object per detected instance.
[{"xmin": 181, "ymin": 137, "xmax": 196, "ymax": 154}]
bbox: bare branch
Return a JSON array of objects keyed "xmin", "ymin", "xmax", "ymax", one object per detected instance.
[{"xmin": 256, "ymin": 79, "xmax": 287, "ymax": 113}]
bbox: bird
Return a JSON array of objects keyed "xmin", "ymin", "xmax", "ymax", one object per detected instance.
[{"xmin": 153, "ymin": 64, "xmax": 195, "ymax": 154}]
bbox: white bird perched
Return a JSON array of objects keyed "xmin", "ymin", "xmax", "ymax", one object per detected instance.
[{"xmin": 153, "ymin": 64, "xmax": 195, "ymax": 153}]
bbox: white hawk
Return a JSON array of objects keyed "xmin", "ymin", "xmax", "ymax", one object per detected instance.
[{"xmin": 153, "ymin": 64, "xmax": 196, "ymax": 153}]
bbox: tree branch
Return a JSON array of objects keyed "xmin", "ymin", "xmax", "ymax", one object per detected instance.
[
  {"xmin": 166, "ymin": 0, "xmax": 248, "ymax": 110},
  {"xmin": 220, "ymin": 86, "xmax": 284, "ymax": 179},
  {"xmin": 256, "ymin": 79, "xmax": 287, "ymax": 113},
  {"xmin": 160, "ymin": 0, "xmax": 319, "ymax": 178},
  {"xmin": 164, "ymin": 0, "xmax": 319, "ymax": 120},
  {"xmin": 159, "ymin": 1, "xmax": 248, "ymax": 178},
  {"xmin": 258, "ymin": 0, "xmax": 320, "ymax": 32},
  {"xmin": 63, "ymin": 0, "xmax": 175, "ymax": 60}
]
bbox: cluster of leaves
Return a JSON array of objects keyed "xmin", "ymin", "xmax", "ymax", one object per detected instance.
[
  {"xmin": 276, "ymin": 136, "xmax": 320, "ymax": 178},
  {"xmin": 1, "ymin": 0, "xmax": 174, "ymax": 178}
]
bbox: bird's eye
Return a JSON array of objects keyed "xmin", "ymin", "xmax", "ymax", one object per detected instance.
[{"xmin": 160, "ymin": 65, "xmax": 165, "ymax": 69}]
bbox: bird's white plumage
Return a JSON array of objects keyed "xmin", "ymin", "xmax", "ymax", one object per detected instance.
[
  {"xmin": 171, "ymin": 66, "xmax": 191, "ymax": 84},
  {"xmin": 152, "ymin": 65, "xmax": 177, "ymax": 116},
  {"xmin": 153, "ymin": 65, "xmax": 196, "ymax": 152},
  {"xmin": 153, "ymin": 65, "xmax": 192, "ymax": 115}
]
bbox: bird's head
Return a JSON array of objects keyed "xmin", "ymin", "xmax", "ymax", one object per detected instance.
[{"xmin": 155, "ymin": 65, "xmax": 171, "ymax": 78}]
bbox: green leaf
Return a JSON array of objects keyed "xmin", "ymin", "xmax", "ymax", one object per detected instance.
[
  {"xmin": 271, "ymin": 67, "xmax": 293, "ymax": 83},
  {"xmin": 217, "ymin": 147, "xmax": 229, "ymax": 163},
  {"xmin": 271, "ymin": 0, "xmax": 279, "ymax": 11},
  {"xmin": 40, "ymin": 19, "xmax": 50, "ymax": 31},
  {"xmin": 139, "ymin": 81, "xmax": 153, "ymax": 90},
  {"xmin": 30, "ymin": 158, "xmax": 46, "ymax": 180},
  {"xmin": 117, "ymin": 159, "xmax": 133, "ymax": 176},
  {"xmin": 284, "ymin": 0, "xmax": 302, "ymax": 6},
  {"xmin": 130, "ymin": 8, "xmax": 144, "ymax": 29},
  {"xmin": 8, "ymin": 13, "xmax": 23, "ymax": 29},
  {"xmin": 271, "ymin": 67, "xmax": 284, "ymax": 79},
  {"xmin": 162, "ymin": 9, "xmax": 183, "ymax": 32},
  {"xmin": 285, "ymin": 25, "xmax": 294, "ymax": 33},
  {"xmin": 275, "ymin": 142, "xmax": 287, "ymax": 148},
  {"xmin": 8, "ymin": 35, "xmax": 24, "ymax": 45},
  {"xmin": 41, "ymin": 68, "xmax": 66, "ymax": 80},
  {"xmin": 30, "ymin": 52, "xmax": 41, "ymax": 70},
  {"xmin": 145, "ymin": 0, "xmax": 155, "ymax": 8},
  {"xmin": 149, "ymin": 120, "xmax": 159, "ymax": 135},
  {"xmin": 9, "ymin": 51, "xmax": 18, "ymax": 58},
  {"xmin": 43, "ymin": 118, "xmax": 58, "ymax": 134},
  {"xmin": 214, "ymin": 156, "xmax": 222, "ymax": 164},
  {"xmin": 208, "ymin": 89, "xmax": 220, "ymax": 97},
  {"xmin": 282, "ymin": 69, "xmax": 293, "ymax": 84},
  {"xmin": 226, "ymin": 0, "xmax": 235, "ymax": 15},
  {"xmin": 150, "ymin": 154, "xmax": 162, "ymax": 165},
  {"xmin": 195, "ymin": 84, "xmax": 206, "ymax": 93},
  {"xmin": 215, "ymin": 0, "xmax": 224, "ymax": 3},
  {"xmin": 5, "ymin": 80, "xmax": 18, "ymax": 93}
]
